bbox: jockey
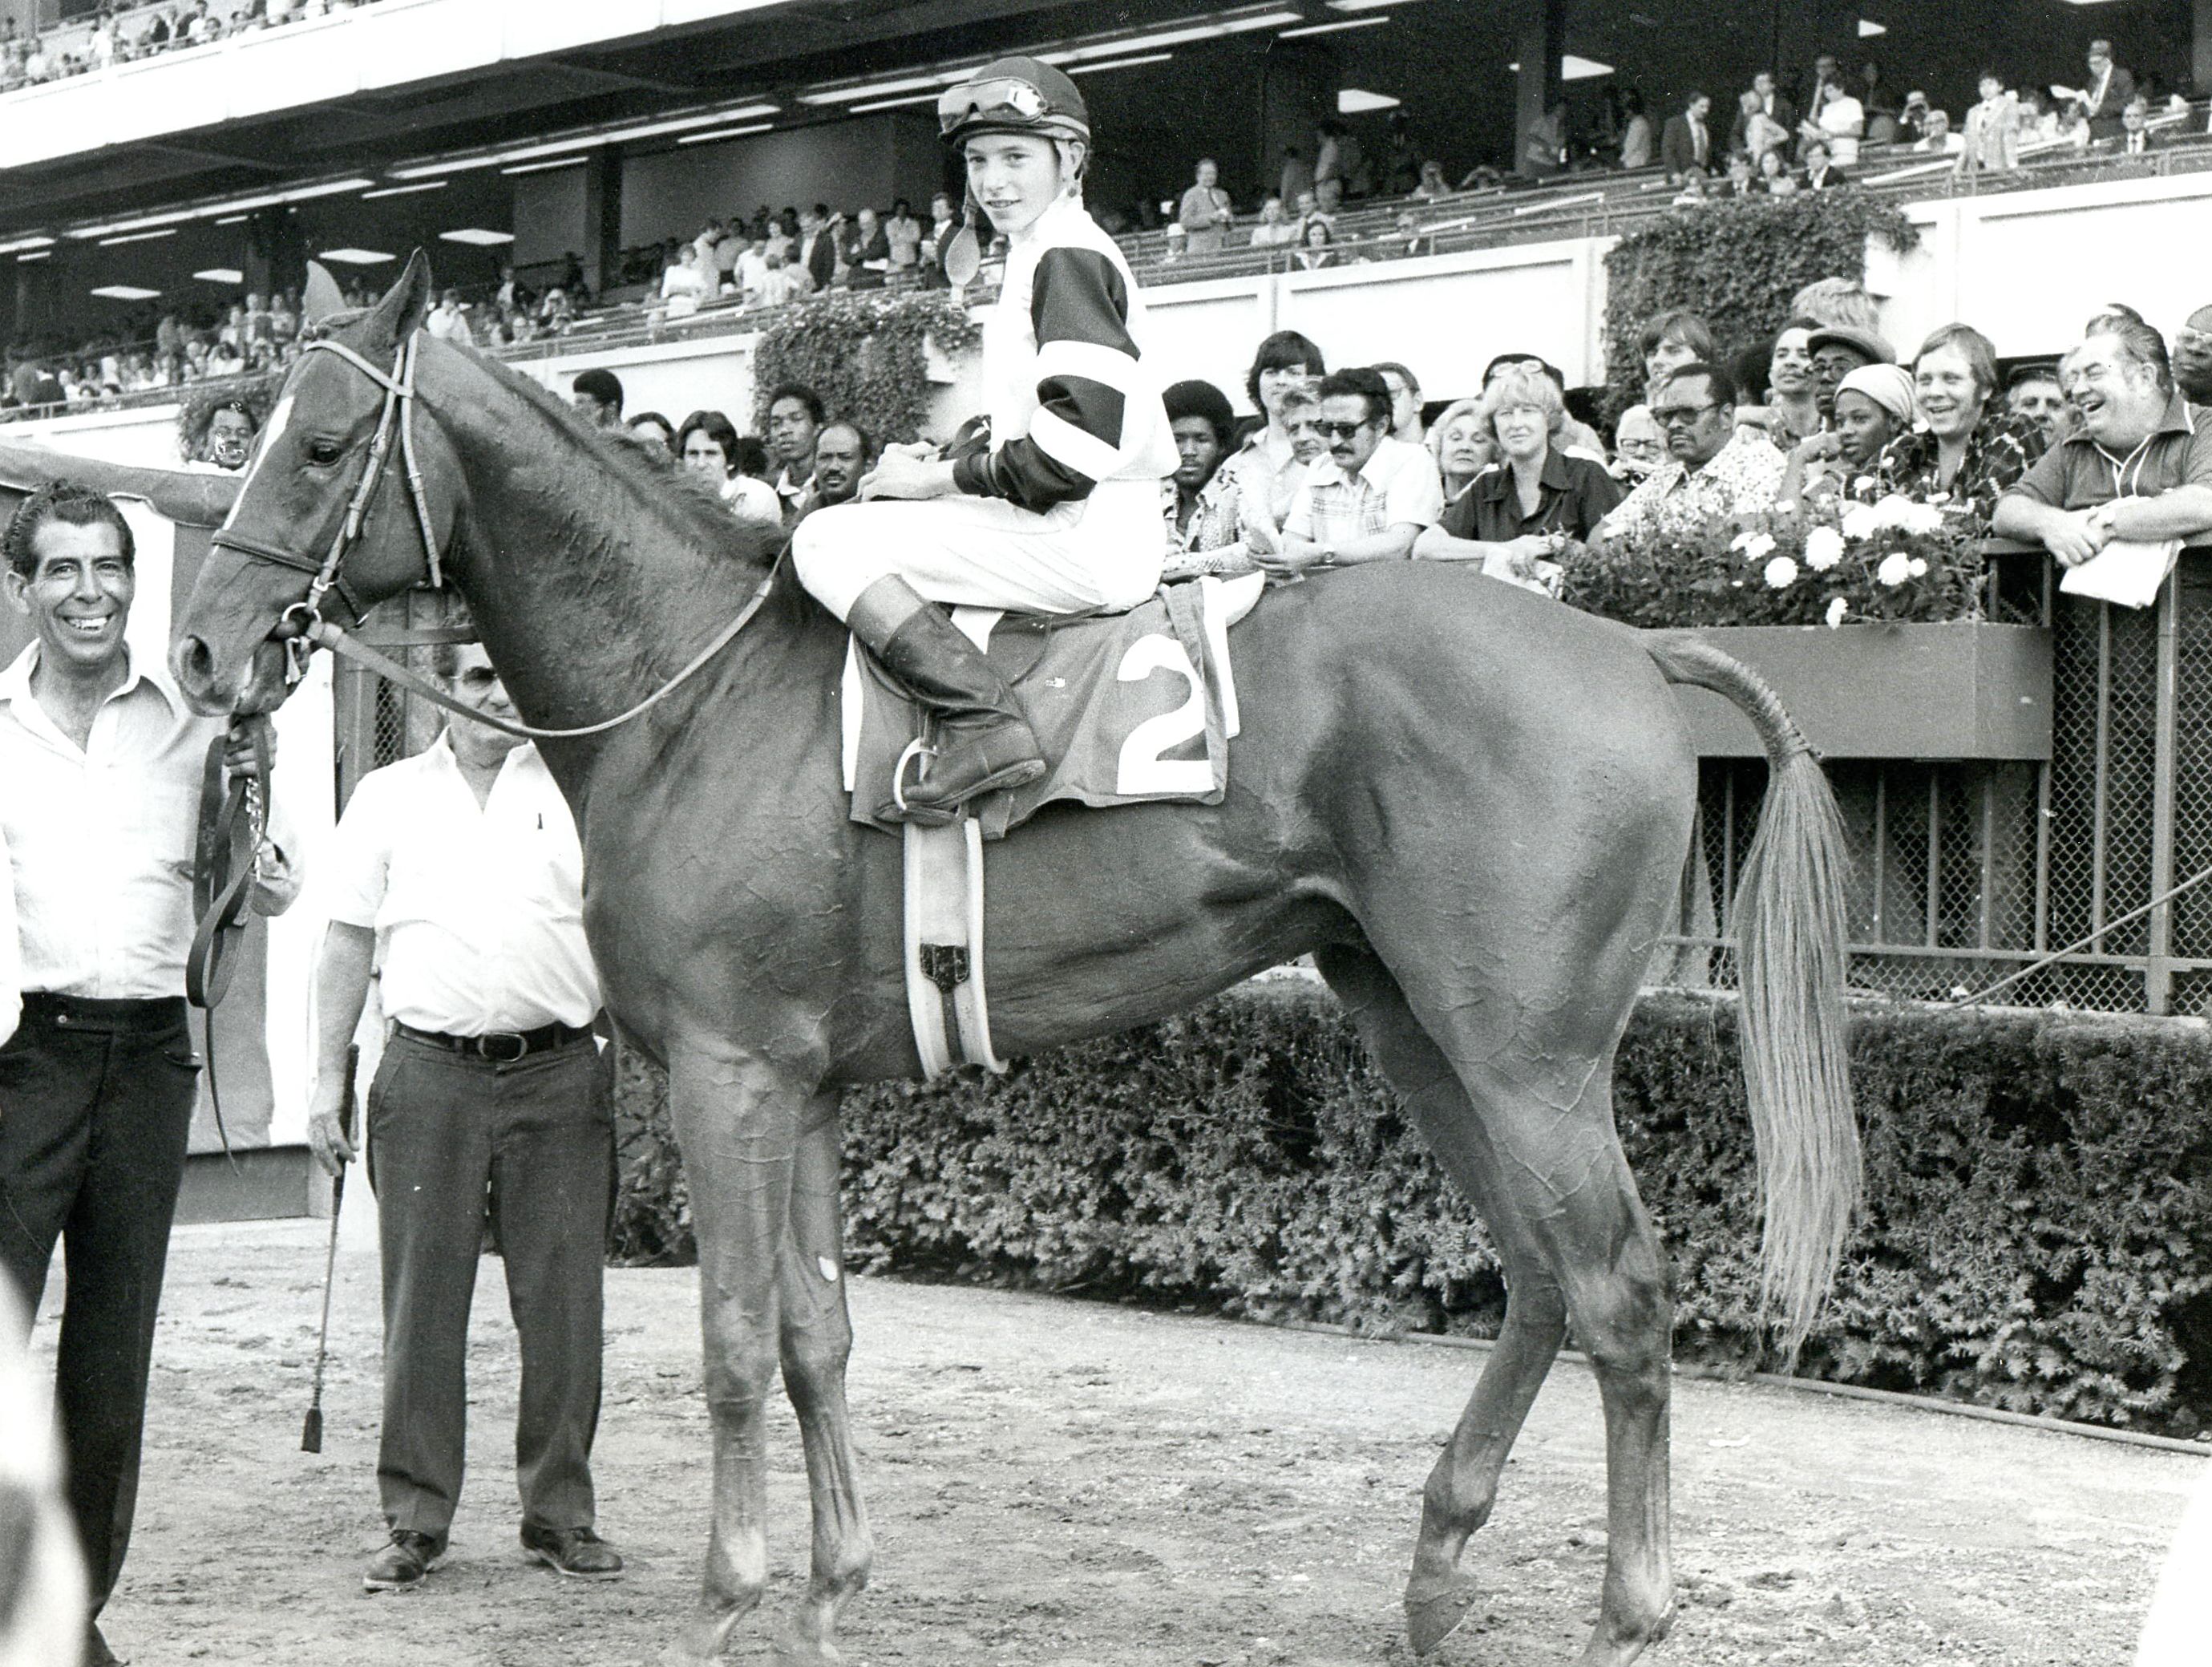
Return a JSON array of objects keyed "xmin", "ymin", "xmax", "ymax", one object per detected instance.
[{"xmin": 791, "ymin": 56, "xmax": 1175, "ymax": 823}]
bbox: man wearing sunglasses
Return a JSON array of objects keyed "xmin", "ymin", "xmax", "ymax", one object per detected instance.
[
  {"xmin": 1259, "ymin": 367, "xmax": 1444, "ymax": 574},
  {"xmin": 790, "ymin": 56, "xmax": 1176, "ymax": 827},
  {"xmin": 1593, "ymin": 362, "xmax": 1785, "ymax": 549},
  {"xmin": 309, "ymin": 641, "xmax": 621, "ymax": 1594}
]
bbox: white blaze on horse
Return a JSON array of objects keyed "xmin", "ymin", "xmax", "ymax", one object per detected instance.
[{"xmin": 167, "ymin": 254, "xmax": 1858, "ymax": 1667}]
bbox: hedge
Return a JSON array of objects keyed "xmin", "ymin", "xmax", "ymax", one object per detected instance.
[
  {"xmin": 611, "ymin": 985, "xmax": 2212, "ymax": 1436},
  {"xmin": 1599, "ymin": 193, "xmax": 1920, "ymax": 421}
]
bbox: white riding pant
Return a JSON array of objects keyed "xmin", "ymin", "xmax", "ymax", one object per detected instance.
[{"xmin": 791, "ymin": 478, "xmax": 1166, "ymax": 621}]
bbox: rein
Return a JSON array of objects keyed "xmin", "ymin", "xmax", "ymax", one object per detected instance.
[
  {"xmin": 300, "ymin": 577, "xmax": 773, "ymax": 742},
  {"xmin": 185, "ymin": 718, "xmax": 272, "ymax": 1163}
]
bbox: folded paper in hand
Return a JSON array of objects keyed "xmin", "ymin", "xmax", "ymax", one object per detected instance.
[{"xmin": 2058, "ymin": 537, "xmax": 2182, "ymax": 609}]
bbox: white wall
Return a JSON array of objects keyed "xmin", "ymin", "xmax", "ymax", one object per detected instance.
[{"xmin": 1871, "ymin": 172, "xmax": 2212, "ymax": 363}]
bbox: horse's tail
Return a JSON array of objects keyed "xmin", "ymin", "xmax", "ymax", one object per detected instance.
[{"xmin": 1645, "ymin": 631, "xmax": 1860, "ymax": 1357}]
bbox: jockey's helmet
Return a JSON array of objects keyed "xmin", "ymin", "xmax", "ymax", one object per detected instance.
[{"xmin": 937, "ymin": 57, "xmax": 1090, "ymax": 149}]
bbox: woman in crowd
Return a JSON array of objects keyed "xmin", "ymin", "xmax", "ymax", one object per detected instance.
[
  {"xmin": 1413, "ymin": 160, "xmax": 1452, "ymax": 201},
  {"xmin": 1777, "ymin": 361, "xmax": 1913, "ymax": 512},
  {"xmin": 178, "ymin": 388, "xmax": 265, "ymax": 471},
  {"xmin": 1412, "ymin": 365, "xmax": 1621, "ymax": 592},
  {"xmin": 627, "ymin": 411, "xmax": 677, "ymax": 457},
  {"xmin": 1160, "ymin": 379, "xmax": 1251, "ymax": 578},
  {"xmin": 1640, "ymin": 308, "xmax": 1715, "ymax": 400},
  {"xmin": 1609, "ymin": 404, "xmax": 1667, "ymax": 484},
  {"xmin": 677, "ymin": 409, "xmax": 782, "ymax": 524},
  {"xmin": 1857, "ymin": 322, "xmax": 2045, "ymax": 527},
  {"xmin": 1619, "ymin": 89, "xmax": 1655, "ymax": 169},
  {"xmin": 1427, "ymin": 397, "xmax": 1487, "ymax": 511},
  {"xmin": 1757, "ymin": 147, "xmax": 1798, "ymax": 193},
  {"xmin": 1220, "ymin": 328, "xmax": 1327, "ymax": 535},
  {"xmin": 1296, "ymin": 217, "xmax": 1336, "ymax": 271}
]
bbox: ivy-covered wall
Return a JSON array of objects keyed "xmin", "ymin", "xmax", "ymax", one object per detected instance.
[
  {"xmin": 613, "ymin": 986, "xmax": 2212, "ymax": 1437},
  {"xmin": 749, "ymin": 290, "xmax": 981, "ymax": 447},
  {"xmin": 1600, "ymin": 195, "xmax": 1921, "ymax": 419}
]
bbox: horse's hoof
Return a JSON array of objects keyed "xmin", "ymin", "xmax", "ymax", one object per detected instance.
[
  {"xmin": 771, "ymin": 1618, "xmax": 843, "ymax": 1666},
  {"xmin": 1404, "ymin": 1577, "xmax": 1479, "ymax": 1656}
]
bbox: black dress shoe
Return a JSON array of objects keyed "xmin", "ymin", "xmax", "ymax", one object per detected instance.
[
  {"xmin": 363, "ymin": 1528, "xmax": 444, "ymax": 1591},
  {"xmin": 521, "ymin": 1523, "xmax": 625, "ymax": 1580}
]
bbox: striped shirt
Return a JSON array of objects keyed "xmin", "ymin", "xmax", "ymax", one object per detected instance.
[{"xmin": 951, "ymin": 195, "xmax": 1177, "ymax": 513}]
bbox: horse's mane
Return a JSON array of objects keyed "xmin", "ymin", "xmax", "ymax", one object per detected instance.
[{"xmin": 423, "ymin": 338, "xmax": 785, "ymax": 579}]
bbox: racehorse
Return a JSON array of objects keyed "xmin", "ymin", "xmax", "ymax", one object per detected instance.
[{"xmin": 169, "ymin": 253, "xmax": 1857, "ymax": 1667}]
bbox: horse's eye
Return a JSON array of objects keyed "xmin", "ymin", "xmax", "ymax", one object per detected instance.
[{"xmin": 306, "ymin": 439, "xmax": 343, "ymax": 467}]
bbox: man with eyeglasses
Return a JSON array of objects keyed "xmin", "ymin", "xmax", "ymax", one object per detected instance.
[
  {"xmin": 1258, "ymin": 366, "xmax": 1443, "ymax": 575},
  {"xmin": 1593, "ymin": 362, "xmax": 1785, "ymax": 548},
  {"xmin": 1, "ymin": 481, "xmax": 300, "ymax": 1667},
  {"xmin": 1993, "ymin": 320, "xmax": 2212, "ymax": 568},
  {"xmin": 308, "ymin": 640, "xmax": 622, "ymax": 1594}
]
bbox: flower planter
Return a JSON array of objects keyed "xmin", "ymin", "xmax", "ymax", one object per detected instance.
[{"xmin": 1668, "ymin": 621, "xmax": 2053, "ymax": 760}]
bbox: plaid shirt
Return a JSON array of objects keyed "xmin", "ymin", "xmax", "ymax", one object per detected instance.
[{"xmin": 1284, "ymin": 436, "xmax": 1443, "ymax": 548}]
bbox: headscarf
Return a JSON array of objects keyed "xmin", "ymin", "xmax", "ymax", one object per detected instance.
[{"xmin": 1835, "ymin": 362, "xmax": 1915, "ymax": 428}]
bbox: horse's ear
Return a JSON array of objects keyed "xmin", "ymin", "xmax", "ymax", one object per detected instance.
[
  {"xmin": 365, "ymin": 249, "xmax": 433, "ymax": 343},
  {"xmin": 301, "ymin": 260, "xmax": 346, "ymax": 326}
]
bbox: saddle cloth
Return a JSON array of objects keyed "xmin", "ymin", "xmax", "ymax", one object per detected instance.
[{"xmin": 843, "ymin": 572, "xmax": 1264, "ymax": 840}]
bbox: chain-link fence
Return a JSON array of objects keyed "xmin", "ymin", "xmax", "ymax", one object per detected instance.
[
  {"xmin": 333, "ymin": 587, "xmax": 475, "ymax": 811},
  {"xmin": 1656, "ymin": 551, "xmax": 2212, "ymax": 1017}
]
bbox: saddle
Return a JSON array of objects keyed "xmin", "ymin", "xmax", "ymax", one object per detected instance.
[
  {"xmin": 850, "ymin": 572, "xmax": 1264, "ymax": 1076},
  {"xmin": 843, "ymin": 572, "xmax": 1263, "ymax": 841}
]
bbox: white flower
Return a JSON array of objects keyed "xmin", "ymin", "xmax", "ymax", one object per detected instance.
[
  {"xmin": 1871, "ymin": 493, "xmax": 1945, "ymax": 536},
  {"xmin": 1825, "ymin": 595, "xmax": 1849, "ymax": 628},
  {"xmin": 1729, "ymin": 529, "xmax": 1755, "ymax": 552},
  {"xmin": 1803, "ymin": 525, "xmax": 1846, "ymax": 571},
  {"xmin": 1839, "ymin": 502, "xmax": 1881, "ymax": 541},
  {"xmin": 1743, "ymin": 530, "xmax": 1777, "ymax": 561},
  {"xmin": 1762, "ymin": 555, "xmax": 1799, "ymax": 589},
  {"xmin": 1907, "ymin": 556, "xmax": 1928, "ymax": 578},
  {"xmin": 1875, "ymin": 551, "xmax": 1913, "ymax": 587}
]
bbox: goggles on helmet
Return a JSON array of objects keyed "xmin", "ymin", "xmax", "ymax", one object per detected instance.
[{"xmin": 938, "ymin": 75, "xmax": 1058, "ymax": 138}]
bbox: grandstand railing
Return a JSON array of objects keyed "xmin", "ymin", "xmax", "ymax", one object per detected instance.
[{"xmin": 1658, "ymin": 546, "xmax": 2212, "ymax": 1018}]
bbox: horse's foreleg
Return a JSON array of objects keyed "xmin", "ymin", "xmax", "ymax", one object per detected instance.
[
  {"xmin": 772, "ymin": 1095, "xmax": 872, "ymax": 1666},
  {"xmin": 1317, "ymin": 945, "xmax": 1571, "ymax": 1655},
  {"xmin": 661, "ymin": 1046, "xmax": 808, "ymax": 1666}
]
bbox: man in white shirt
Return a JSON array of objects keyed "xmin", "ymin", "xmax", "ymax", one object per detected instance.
[
  {"xmin": 309, "ymin": 641, "xmax": 621, "ymax": 1593},
  {"xmin": 0, "ymin": 481, "xmax": 299, "ymax": 1667},
  {"xmin": 1258, "ymin": 367, "xmax": 1443, "ymax": 574}
]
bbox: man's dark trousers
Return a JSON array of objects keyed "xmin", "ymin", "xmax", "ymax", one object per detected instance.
[
  {"xmin": 0, "ymin": 993, "xmax": 202, "ymax": 1614},
  {"xmin": 367, "ymin": 1030, "xmax": 613, "ymax": 1543}
]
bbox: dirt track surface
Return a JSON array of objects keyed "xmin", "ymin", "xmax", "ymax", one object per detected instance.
[{"xmin": 29, "ymin": 1219, "xmax": 2200, "ymax": 1666}]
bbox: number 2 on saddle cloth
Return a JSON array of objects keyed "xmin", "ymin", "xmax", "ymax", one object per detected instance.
[{"xmin": 186, "ymin": 719, "xmax": 271, "ymax": 1159}]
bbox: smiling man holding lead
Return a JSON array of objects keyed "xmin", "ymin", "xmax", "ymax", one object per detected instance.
[{"xmin": 0, "ymin": 479, "xmax": 299, "ymax": 1667}]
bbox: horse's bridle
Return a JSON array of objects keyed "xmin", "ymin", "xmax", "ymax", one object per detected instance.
[
  {"xmin": 207, "ymin": 331, "xmax": 444, "ymax": 632},
  {"xmin": 204, "ymin": 325, "xmax": 774, "ymax": 744}
]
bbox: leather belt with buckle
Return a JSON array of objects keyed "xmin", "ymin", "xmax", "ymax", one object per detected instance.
[{"xmin": 394, "ymin": 1020, "xmax": 593, "ymax": 1063}]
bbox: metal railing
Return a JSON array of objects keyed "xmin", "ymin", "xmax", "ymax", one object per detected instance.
[{"xmin": 1661, "ymin": 548, "xmax": 2212, "ymax": 1016}]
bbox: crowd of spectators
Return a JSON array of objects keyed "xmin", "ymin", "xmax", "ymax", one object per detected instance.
[
  {"xmin": 0, "ymin": 0, "xmax": 379, "ymax": 91},
  {"xmin": 1143, "ymin": 272, "xmax": 2212, "ymax": 603},
  {"xmin": 544, "ymin": 212, "xmax": 2212, "ymax": 618}
]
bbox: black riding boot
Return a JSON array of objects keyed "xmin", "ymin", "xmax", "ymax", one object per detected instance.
[{"xmin": 851, "ymin": 579, "xmax": 1045, "ymax": 823}]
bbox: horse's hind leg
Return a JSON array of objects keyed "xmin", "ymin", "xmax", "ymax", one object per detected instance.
[
  {"xmin": 1321, "ymin": 941, "xmax": 1674, "ymax": 1666},
  {"xmin": 772, "ymin": 1094, "xmax": 873, "ymax": 1665},
  {"xmin": 1317, "ymin": 945, "xmax": 1571, "ymax": 1653}
]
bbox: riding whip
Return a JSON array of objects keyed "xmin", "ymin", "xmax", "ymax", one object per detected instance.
[{"xmin": 301, "ymin": 1042, "xmax": 358, "ymax": 1455}]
